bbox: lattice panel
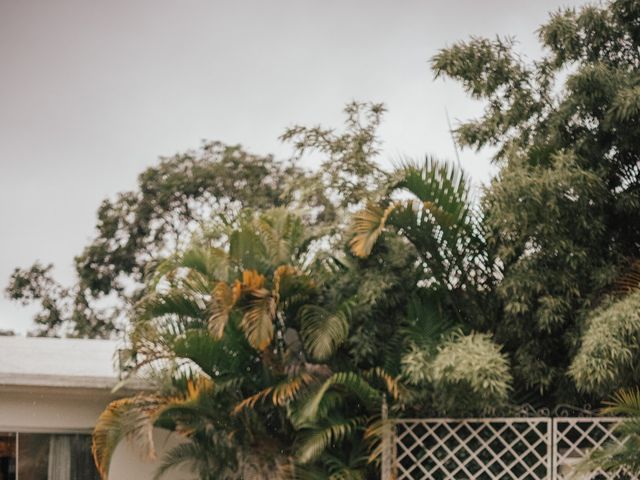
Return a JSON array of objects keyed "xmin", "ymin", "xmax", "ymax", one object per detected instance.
[
  {"xmin": 395, "ymin": 418, "xmax": 552, "ymax": 480},
  {"xmin": 554, "ymin": 418, "xmax": 636, "ymax": 480}
]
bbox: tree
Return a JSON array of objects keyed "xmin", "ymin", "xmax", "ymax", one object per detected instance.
[
  {"xmin": 93, "ymin": 156, "xmax": 516, "ymax": 478},
  {"xmin": 7, "ymin": 102, "xmax": 386, "ymax": 338},
  {"xmin": 570, "ymin": 262, "xmax": 640, "ymax": 395},
  {"xmin": 6, "ymin": 142, "xmax": 313, "ymax": 337},
  {"xmin": 348, "ymin": 158, "xmax": 511, "ymax": 416},
  {"xmin": 432, "ymin": 0, "xmax": 640, "ymax": 403},
  {"xmin": 94, "ymin": 209, "xmax": 321, "ymax": 478},
  {"xmin": 280, "ymin": 101, "xmax": 386, "ymax": 215},
  {"xmin": 93, "ymin": 208, "xmax": 396, "ymax": 479}
]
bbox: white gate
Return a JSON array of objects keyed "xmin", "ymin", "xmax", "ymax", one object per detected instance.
[{"xmin": 388, "ymin": 417, "xmax": 635, "ymax": 480}]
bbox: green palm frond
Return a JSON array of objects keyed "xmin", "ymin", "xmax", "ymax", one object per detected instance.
[
  {"xmin": 300, "ymin": 304, "xmax": 350, "ymax": 361},
  {"xmin": 296, "ymin": 416, "xmax": 368, "ymax": 464},
  {"xmin": 350, "ymin": 157, "xmax": 487, "ymax": 291},
  {"xmin": 602, "ymin": 388, "xmax": 640, "ymax": 418},
  {"xmin": 295, "ymin": 373, "xmax": 381, "ymax": 425},
  {"xmin": 394, "ymin": 157, "xmax": 469, "ymax": 219},
  {"xmin": 401, "ymin": 296, "xmax": 454, "ymax": 351},
  {"xmin": 173, "ymin": 328, "xmax": 253, "ymax": 380},
  {"xmin": 180, "ymin": 247, "xmax": 229, "ymax": 280},
  {"xmin": 137, "ymin": 290, "xmax": 207, "ymax": 323},
  {"xmin": 228, "ymin": 227, "xmax": 268, "ymax": 272},
  {"xmin": 254, "ymin": 208, "xmax": 307, "ymax": 265},
  {"xmin": 578, "ymin": 390, "xmax": 640, "ymax": 477}
]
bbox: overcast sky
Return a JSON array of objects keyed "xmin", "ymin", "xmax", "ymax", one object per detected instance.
[{"xmin": 0, "ymin": 0, "xmax": 590, "ymax": 334}]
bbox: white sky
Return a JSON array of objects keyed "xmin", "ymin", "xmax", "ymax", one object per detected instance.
[{"xmin": 0, "ymin": 0, "xmax": 589, "ymax": 334}]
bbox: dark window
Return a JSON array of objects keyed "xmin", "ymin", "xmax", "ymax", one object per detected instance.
[
  {"xmin": 0, "ymin": 433, "xmax": 99, "ymax": 480},
  {"xmin": 0, "ymin": 434, "xmax": 16, "ymax": 480}
]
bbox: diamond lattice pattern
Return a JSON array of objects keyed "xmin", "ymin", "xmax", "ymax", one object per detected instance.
[
  {"xmin": 554, "ymin": 418, "xmax": 636, "ymax": 480},
  {"xmin": 395, "ymin": 419, "xmax": 551, "ymax": 480},
  {"xmin": 393, "ymin": 418, "xmax": 638, "ymax": 480}
]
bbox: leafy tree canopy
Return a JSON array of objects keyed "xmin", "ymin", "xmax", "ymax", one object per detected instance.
[
  {"xmin": 7, "ymin": 141, "xmax": 306, "ymax": 337},
  {"xmin": 6, "ymin": 102, "xmax": 383, "ymax": 338},
  {"xmin": 432, "ymin": 0, "xmax": 640, "ymax": 402}
]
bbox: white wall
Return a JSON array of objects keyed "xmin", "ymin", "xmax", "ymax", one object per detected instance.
[
  {"xmin": 0, "ymin": 387, "xmax": 194, "ymax": 479},
  {"xmin": 110, "ymin": 429, "xmax": 195, "ymax": 480}
]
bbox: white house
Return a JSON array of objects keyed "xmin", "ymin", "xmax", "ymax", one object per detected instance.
[{"xmin": 0, "ymin": 336, "xmax": 192, "ymax": 480}]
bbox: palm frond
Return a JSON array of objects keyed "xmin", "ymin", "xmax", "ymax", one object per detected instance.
[
  {"xmin": 362, "ymin": 367, "xmax": 400, "ymax": 401},
  {"xmin": 180, "ymin": 247, "xmax": 229, "ymax": 280},
  {"xmin": 233, "ymin": 372, "xmax": 316, "ymax": 414},
  {"xmin": 174, "ymin": 328, "xmax": 253, "ymax": 380},
  {"xmin": 254, "ymin": 208, "xmax": 306, "ymax": 265},
  {"xmin": 349, "ymin": 203, "xmax": 397, "ymax": 258},
  {"xmin": 300, "ymin": 304, "xmax": 350, "ymax": 361},
  {"xmin": 296, "ymin": 373, "xmax": 381, "ymax": 424},
  {"xmin": 138, "ymin": 291, "xmax": 207, "ymax": 322},
  {"xmin": 296, "ymin": 416, "xmax": 368, "ymax": 464},
  {"xmin": 92, "ymin": 395, "xmax": 168, "ymax": 478},
  {"xmin": 602, "ymin": 388, "xmax": 640, "ymax": 417},
  {"xmin": 240, "ymin": 287, "xmax": 276, "ymax": 351},
  {"xmin": 208, "ymin": 281, "xmax": 236, "ymax": 338}
]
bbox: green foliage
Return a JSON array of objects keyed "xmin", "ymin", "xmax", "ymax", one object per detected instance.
[
  {"xmin": 429, "ymin": 332, "xmax": 512, "ymax": 416},
  {"xmin": 281, "ymin": 101, "xmax": 386, "ymax": 211},
  {"xmin": 7, "ymin": 142, "xmax": 309, "ymax": 337},
  {"xmin": 351, "ymin": 158, "xmax": 496, "ymax": 329},
  {"xmin": 348, "ymin": 157, "xmax": 510, "ymax": 416},
  {"xmin": 570, "ymin": 291, "xmax": 640, "ymax": 396},
  {"xmin": 401, "ymin": 331, "xmax": 512, "ymax": 416},
  {"xmin": 299, "ymin": 304, "xmax": 350, "ymax": 362},
  {"xmin": 433, "ymin": 0, "xmax": 640, "ymax": 402}
]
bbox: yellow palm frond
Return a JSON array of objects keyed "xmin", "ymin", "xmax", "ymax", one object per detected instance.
[
  {"xmin": 363, "ymin": 367, "xmax": 400, "ymax": 400},
  {"xmin": 241, "ymin": 269, "xmax": 266, "ymax": 290},
  {"xmin": 92, "ymin": 395, "xmax": 167, "ymax": 479},
  {"xmin": 271, "ymin": 372, "xmax": 316, "ymax": 406},
  {"xmin": 232, "ymin": 387, "xmax": 273, "ymax": 415},
  {"xmin": 240, "ymin": 288, "xmax": 276, "ymax": 351},
  {"xmin": 272, "ymin": 265, "xmax": 300, "ymax": 301},
  {"xmin": 349, "ymin": 203, "xmax": 397, "ymax": 257},
  {"xmin": 233, "ymin": 372, "xmax": 316, "ymax": 415},
  {"xmin": 186, "ymin": 376, "xmax": 215, "ymax": 400},
  {"xmin": 208, "ymin": 281, "xmax": 235, "ymax": 339}
]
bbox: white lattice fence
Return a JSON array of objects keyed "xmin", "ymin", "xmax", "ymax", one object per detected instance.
[
  {"xmin": 390, "ymin": 417, "xmax": 637, "ymax": 480},
  {"xmin": 394, "ymin": 418, "xmax": 551, "ymax": 480},
  {"xmin": 554, "ymin": 418, "xmax": 633, "ymax": 480}
]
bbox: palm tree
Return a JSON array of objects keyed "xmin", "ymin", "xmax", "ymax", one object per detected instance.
[
  {"xmin": 288, "ymin": 158, "xmax": 511, "ymax": 475},
  {"xmin": 350, "ymin": 157, "xmax": 495, "ymax": 326},
  {"xmin": 93, "ymin": 159, "xmax": 511, "ymax": 479},
  {"xmin": 92, "ymin": 208, "xmax": 385, "ymax": 479},
  {"xmin": 348, "ymin": 158, "xmax": 510, "ymax": 416}
]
